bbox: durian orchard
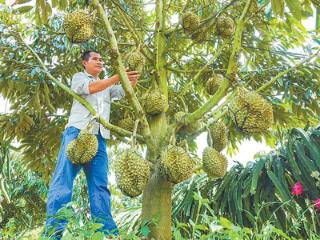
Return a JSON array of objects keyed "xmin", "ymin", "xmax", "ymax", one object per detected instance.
[{"xmin": 0, "ymin": 0, "xmax": 320, "ymax": 239}]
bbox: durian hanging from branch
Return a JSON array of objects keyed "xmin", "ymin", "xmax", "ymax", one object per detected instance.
[
  {"xmin": 202, "ymin": 147, "xmax": 228, "ymax": 178},
  {"xmin": 141, "ymin": 89, "xmax": 166, "ymax": 115},
  {"xmin": 63, "ymin": 10, "xmax": 95, "ymax": 43},
  {"xmin": 181, "ymin": 11, "xmax": 213, "ymax": 43},
  {"xmin": 118, "ymin": 111, "xmax": 137, "ymax": 132},
  {"xmin": 181, "ymin": 12, "xmax": 200, "ymax": 35},
  {"xmin": 125, "ymin": 47, "xmax": 146, "ymax": 73},
  {"xmin": 202, "ymin": 126, "xmax": 228, "ymax": 179},
  {"xmin": 206, "ymin": 73, "xmax": 224, "ymax": 95},
  {"xmin": 115, "ymin": 120, "xmax": 151, "ymax": 197},
  {"xmin": 216, "ymin": 14, "xmax": 235, "ymax": 38},
  {"xmin": 229, "ymin": 88, "xmax": 274, "ymax": 134},
  {"xmin": 160, "ymin": 135, "xmax": 196, "ymax": 184},
  {"xmin": 207, "ymin": 121, "xmax": 228, "ymax": 152},
  {"xmin": 66, "ymin": 120, "xmax": 98, "ymax": 165}
]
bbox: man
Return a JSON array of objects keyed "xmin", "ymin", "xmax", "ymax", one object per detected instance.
[{"xmin": 44, "ymin": 50, "xmax": 139, "ymax": 239}]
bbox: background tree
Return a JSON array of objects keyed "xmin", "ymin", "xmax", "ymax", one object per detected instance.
[{"xmin": 0, "ymin": 0, "xmax": 320, "ymax": 239}]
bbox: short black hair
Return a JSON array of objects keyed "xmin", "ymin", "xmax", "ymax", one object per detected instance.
[{"xmin": 81, "ymin": 50, "xmax": 100, "ymax": 61}]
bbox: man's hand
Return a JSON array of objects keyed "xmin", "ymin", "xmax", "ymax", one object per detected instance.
[{"xmin": 126, "ymin": 68, "xmax": 139, "ymax": 88}]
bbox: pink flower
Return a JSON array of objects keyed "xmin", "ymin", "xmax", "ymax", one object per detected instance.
[
  {"xmin": 291, "ymin": 182, "xmax": 303, "ymax": 196},
  {"xmin": 314, "ymin": 199, "xmax": 320, "ymax": 210}
]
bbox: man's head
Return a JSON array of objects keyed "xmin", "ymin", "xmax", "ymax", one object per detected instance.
[{"xmin": 81, "ymin": 50, "xmax": 104, "ymax": 76}]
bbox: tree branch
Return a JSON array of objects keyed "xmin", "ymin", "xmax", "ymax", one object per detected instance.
[
  {"xmin": 18, "ymin": 33, "xmax": 144, "ymax": 142},
  {"xmin": 90, "ymin": 0, "xmax": 155, "ymax": 151},
  {"xmin": 179, "ymin": 42, "xmax": 226, "ymax": 96},
  {"xmin": 155, "ymin": 0, "xmax": 169, "ymax": 101},
  {"xmin": 182, "ymin": 0, "xmax": 253, "ymax": 125},
  {"xmin": 110, "ymin": 0, "xmax": 154, "ymax": 62},
  {"xmin": 204, "ymin": 48, "xmax": 320, "ymax": 127},
  {"xmin": 257, "ymin": 48, "xmax": 320, "ymax": 92}
]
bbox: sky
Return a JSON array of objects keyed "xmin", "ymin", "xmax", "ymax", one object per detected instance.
[{"xmin": 0, "ymin": 2, "xmax": 317, "ymax": 167}]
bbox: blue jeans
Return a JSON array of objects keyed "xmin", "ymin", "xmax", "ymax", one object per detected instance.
[{"xmin": 44, "ymin": 127, "xmax": 118, "ymax": 239}]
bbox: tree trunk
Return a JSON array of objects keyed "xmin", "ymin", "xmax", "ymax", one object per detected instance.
[
  {"xmin": 142, "ymin": 112, "xmax": 172, "ymax": 239},
  {"xmin": 142, "ymin": 169, "xmax": 172, "ymax": 240}
]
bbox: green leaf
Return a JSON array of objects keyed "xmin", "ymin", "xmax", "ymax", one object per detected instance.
[
  {"xmin": 285, "ymin": 0, "xmax": 301, "ymax": 20},
  {"xmin": 14, "ymin": 5, "xmax": 33, "ymax": 13},
  {"xmin": 195, "ymin": 224, "xmax": 208, "ymax": 231},
  {"xmin": 61, "ymin": 231, "xmax": 73, "ymax": 240},
  {"xmin": 58, "ymin": 0, "xmax": 68, "ymax": 10},
  {"xmin": 272, "ymin": 226, "xmax": 291, "ymax": 239},
  {"xmin": 51, "ymin": 0, "xmax": 58, "ymax": 8},
  {"xmin": 91, "ymin": 232, "xmax": 105, "ymax": 240},
  {"xmin": 140, "ymin": 225, "xmax": 150, "ymax": 237},
  {"xmin": 12, "ymin": 0, "xmax": 32, "ymax": 5},
  {"xmin": 39, "ymin": 0, "xmax": 48, "ymax": 24},
  {"xmin": 271, "ymin": 0, "xmax": 284, "ymax": 17},
  {"xmin": 35, "ymin": 3, "xmax": 42, "ymax": 25},
  {"xmin": 91, "ymin": 223, "xmax": 104, "ymax": 231},
  {"xmin": 46, "ymin": 2, "xmax": 52, "ymax": 18},
  {"xmin": 220, "ymin": 217, "xmax": 233, "ymax": 229},
  {"xmin": 250, "ymin": 158, "xmax": 265, "ymax": 195}
]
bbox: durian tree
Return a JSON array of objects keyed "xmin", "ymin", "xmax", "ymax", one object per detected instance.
[{"xmin": 0, "ymin": 0, "xmax": 320, "ymax": 239}]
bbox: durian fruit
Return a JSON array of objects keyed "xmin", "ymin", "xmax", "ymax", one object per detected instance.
[
  {"xmin": 216, "ymin": 15, "xmax": 235, "ymax": 38},
  {"xmin": 118, "ymin": 117, "xmax": 134, "ymax": 131},
  {"xmin": 207, "ymin": 121, "xmax": 228, "ymax": 152},
  {"xmin": 174, "ymin": 111, "xmax": 186, "ymax": 123},
  {"xmin": 66, "ymin": 128, "xmax": 98, "ymax": 165},
  {"xmin": 118, "ymin": 116, "xmax": 141, "ymax": 133},
  {"xmin": 142, "ymin": 90, "xmax": 166, "ymax": 115},
  {"xmin": 191, "ymin": 26, "xmax": 211, "ymax": 43},
  {"xmin": 63, "ymin": 10, "xmax": 94, "ymax": 43},
  {"xmin": 181, "ymin": 12, "xmax": 200, "ymax": 34},
  {"xmin": 115, "ymin": 149, "xmax": 150, "ymax": 197},
  {"xmin": 206, "ymin": 73, "xmax": 224, "ymax": 95},
  {"xmin": 202, "ymin": 147, "xmax": 227, "ymax": 178},
  {"xmin": 175, "ymin": 111, "xmax": 202, "ymax": 134},
  {"xmin": 184, "ymin": 121, "xmax": 202, "ymax": 134},
  {"xmin": 126, "ymin": 50, "xmax": 146, "ymax": 73},
  {"xmin": 160, "ymin": 145, "xmax": 195, "ymax": 184},
  {"xmin": 230, "ymin": 88, "xmax": 273, "ymax": 134}
]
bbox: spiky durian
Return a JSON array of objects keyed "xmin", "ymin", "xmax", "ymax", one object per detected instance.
[
  {"xmin": 191, "ymin": 26, "xmax": 211, "ymax": 43},
  {"xmin": 181, "ymin": 12, "xmax": 200, "ymax": 34},
  {"xmin": 206, "ymin": 73, "xmax": 223, "ymax": 95},
  {"xmin": 115, "ymin": 149, "xmax": 150, "ymax": 197},
  {"xmin": 142, "ymin": 90, "xmax": 166, "ymax": 115},
  {"xmin": 216, "ymin": 15, "xmax": 235, "ymax": 38},
  {"xmin": 174, "ymin": 111, "xmax": 186, "ymax": 123},
  {"xmin": 126, "ymin": 50, "xmax": 146, "ymax": 73},
  {"xmin": 118, "ymin": 117, "xmax": 134, "ymax": 131},
  {"xmin": 160, "ymin": 145, "xmax": 195, "ymax": 184},
  {"xmin": 63, "ymin": 10, "xmax": 94, "ymax": 43},
  {"xmin": 67, "ymin": 131, "xmax": 98, "ymax": 164},
  {"xmin": 230, "ymin": 88, "xmax": 273, "ymax": 134},
  {"xmin": 207, "ymin": 121, "xmax": 228, "ymax": 152},
  {"xmin": 202, "ymin": 147, "xmax": 227, "ymax": 178}
]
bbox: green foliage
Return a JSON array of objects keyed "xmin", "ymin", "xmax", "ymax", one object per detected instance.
[
  {"xmin": 39, "ymin": 203, "xmax": 106, "ymax": 240},
  {"xmin": 173, "ymin": 127, "xmax": 320, "ymax": 239},
  {"xmin": 113, "ymin": 186, "xmax": 320, "ymax": 239},
  {"xmin": 0, "ymin": 0, "xmax": 320, "ymax": 238},
  {"xmin": 0, "ymin": 144, "xmax": 47, "ymax": 239}
]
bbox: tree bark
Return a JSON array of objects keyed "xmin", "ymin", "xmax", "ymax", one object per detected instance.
[{"xmin": 142, "ymin": 169, "xmax": 172, "ymax": 240}]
